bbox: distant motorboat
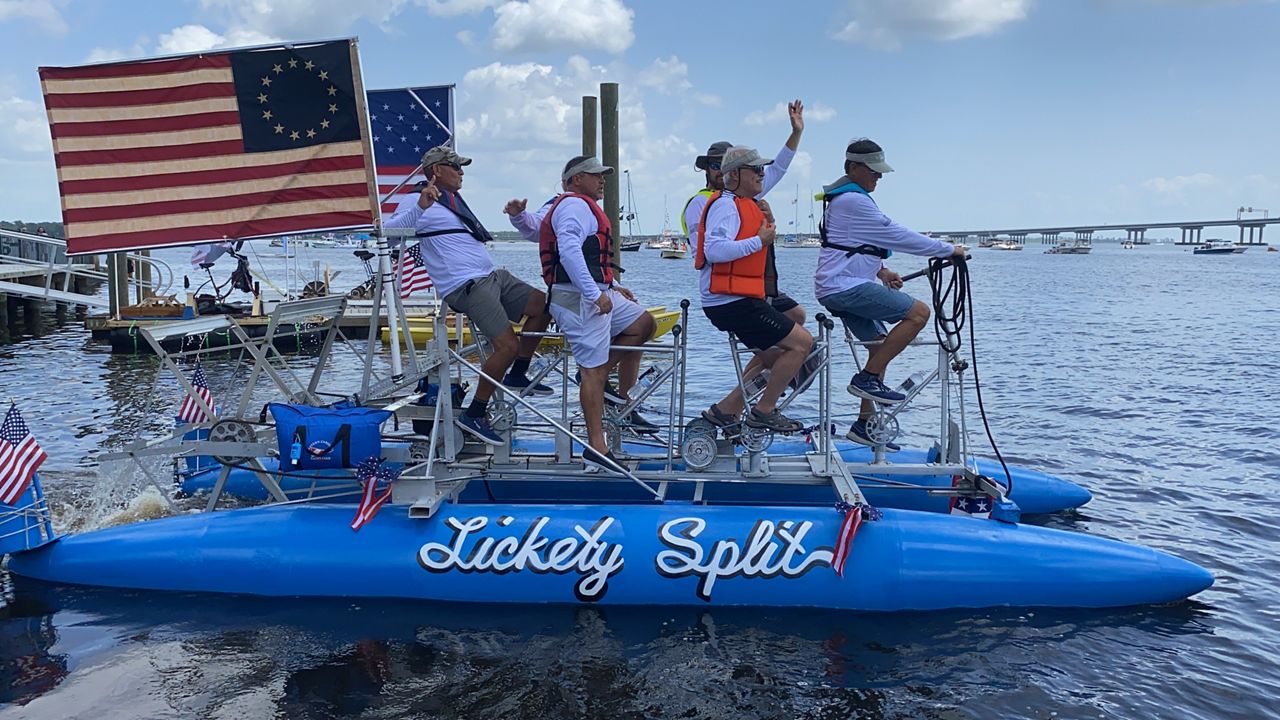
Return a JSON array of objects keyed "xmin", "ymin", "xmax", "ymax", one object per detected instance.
[
  {"xmin": 992, "ymin": 240, "xmax": 1023, "ymax": 251},
  {"xmin": 1046, "ymin": 240, "xmax": 1092, "ymax": 255},
  {"xmin": 1122, "ymin": 240, "xmax": 1135, "ymax": 250},
  {"xmin": 620, "ymin": 237, "xmax": 641, "ymax": 252},
  {"xmin": 1193, "ymin": 240, "xmax": 1236, "ymax": 255},
  {"xmin": 1231, "ymin": 244, "xmax": 1249, "ymax": 254},
  {"xmin": 661, "ymin": 239, "xmax": 689, "ymax": 259},
  {"xmin": 781, "ymin": 234, "xmax": 821, "ymax": 248}
]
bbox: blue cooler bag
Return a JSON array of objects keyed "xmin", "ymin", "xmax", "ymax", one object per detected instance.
[{"xmin": 268, "ymin": 403, "xmax": 392, "ymax": 470}]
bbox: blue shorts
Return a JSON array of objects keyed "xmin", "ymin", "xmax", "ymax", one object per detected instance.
[{"xmin": 819, "ymin": 283, "xmax": 915, "ymax": 341}]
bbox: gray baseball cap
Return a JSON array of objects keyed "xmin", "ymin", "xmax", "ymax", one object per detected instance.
[
  {"xmin": 846, "ymin": 137, "xmax": 893, "ymax": 174},
  {"xmin": 720, "ymin": 146, "xmax": 774, "ymax": 176},
  {"xmin": 421, "ymin": 145, "xmax": 472, "ymax": 168},
  {"xmin": 695, "ymin": 140, "xmax": 732, "ymax": 170},
  {"xmin": 561, "ymin": 155, "xmax": 614, "ymax": 182}
]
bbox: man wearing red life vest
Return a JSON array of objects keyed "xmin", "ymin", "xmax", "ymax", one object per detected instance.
[
  {"xmin": 536, "ymin": 156, "xmax": 656, "ymax": 473},
  {"xmin": 696, "ymin": 146, "xmax": 815, "ymax": 434}
]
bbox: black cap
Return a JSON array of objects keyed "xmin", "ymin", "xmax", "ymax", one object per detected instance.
[{"xmin": 695, "ymin": 141, "xmax": 733, "ymax": 170}]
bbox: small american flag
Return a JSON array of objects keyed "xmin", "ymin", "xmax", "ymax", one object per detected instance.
[
  {"xmin": 395, "ymin": 242, "xmax": 434, "ymax": 298},
  {"xmin": 949, "ymin": 475, "xmax": 993, "ymax": 519},
  {"xmin": 831, "ymin": 501, "xmax": 882, "ymax": 577},
  {"xmin": 177, "ymin": 363, "xmax": 216, "ymax": 424},
  {"xmin": 0, "ymin": 404, "xmax": 48, "ymax": 506},
  {"xmin": 351, "ymin": 456, "xmax": 398, "ymax": 531}
]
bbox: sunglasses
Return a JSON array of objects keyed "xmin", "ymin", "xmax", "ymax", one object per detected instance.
[
  {"xmin": 745, "ymin": 165, "xmax": 766, "ymax": 177},
  {"xmin": 707, "ymin": 161, "xmax": 722, "ymax": 171},
  {"xmin": 437, "ymin": 162, "xmax": 462, "ymax": 171}
]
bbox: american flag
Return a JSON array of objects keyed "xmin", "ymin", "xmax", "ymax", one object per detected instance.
[
  {"xmin": 831, "ymin": 501, "xmax": 864, "ymax": 577},
  {"xmin": 395, "ymin": 242, "xmax": 434, "ymax": 298},
  {"xmin": 177, "ymin": 362, "xmax": 216, "ymax": 424},
  {"xmin": 0, "ymin": 404, "xmax": 48, "ymax": 506},
  {"xmin": 369, "ymin": 86, "xmax": 454, "ymax": 216},
  {"xmin": 950, "ymin": 495, "xmax": 993, "ymax": 519},
  {"xmin": 39, "ymin": 39, "xmax": 378, "ymax": 255},
  {"xmin": 351, "ymin": 456, "xmax": 397, "ymax": 531}
]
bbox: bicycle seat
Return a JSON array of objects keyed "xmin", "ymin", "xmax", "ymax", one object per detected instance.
[
  {"xmin": 199, "ymin": 262, "xmax": 215, "ymax": 270},
  {"xmin": 353, "ymin": 250, "xmax": 374, "ymax": 260}
]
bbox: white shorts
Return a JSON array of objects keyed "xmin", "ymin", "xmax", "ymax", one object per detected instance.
[{"xmin": 548, "ymin": 286, "xmax": 646, "ymax": 369}]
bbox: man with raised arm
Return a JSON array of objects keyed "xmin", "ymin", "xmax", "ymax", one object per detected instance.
[
  {"xmin": 534, "ymin": 156, "xmax": 657, "ymax": 473},
  {"xmin": 696, "ymin": 146, "xmax": 814, "ymax": 434},
  {"xmin": 385, "ymin": 146, "xmax": 552, "ymax": 447},
  {"xmin": 814, "ymin": 137, "xmax": 967, "ymax": 448}
]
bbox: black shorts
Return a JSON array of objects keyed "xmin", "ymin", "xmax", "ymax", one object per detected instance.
[
  {"xmin": 703, "ymin": 297, "xmax": 796, "ymax": 352},
  {"xmin": 768, "ymin": 293, "xmax": 799, "ymax": 314}
]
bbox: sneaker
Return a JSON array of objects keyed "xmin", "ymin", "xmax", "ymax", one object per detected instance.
[
  {"xmin": 503, "ymin": 373, "xmax": 553, "ymax": 396},
  {"xmin": 626, "ymin": 409, "xmax": 659, "ymax": 433},
  {"xmin": 700, "ymin": 404, "xmax": 737, "ymax": 428},
  {"xmin": 583, "ymin": 447, "xmax": 624, "ymax": 475},
  {"xmin": 846, "ymin": 419, "xmax": 901, "ymax": 452},
  {"xmin": 745, "ymin": 407, "xmax": 804, "ymax": 434},
  {"xmin": 456, "ymin": 413, "xmax": 504, "ymax": 446},
  {"xmin": 847, "ymin": 371, "xmax": 906, "ymax": 404}
]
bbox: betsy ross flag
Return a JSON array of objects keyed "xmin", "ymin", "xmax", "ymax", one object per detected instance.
[
  {"xmin": 0, "ymin": 404, "xmax": 48, "ymax": 506},
  {"xmin": 369, "ymin": 85, "xmax": 454, "ymax": 216},
  {"xmin": 40, "ymin": 39, "xmax": 379, "ymax": 255},
  {"xmin": 395, "ymin": 242, "xmax": 434, "ymax": 298},
  {"xmin": 177, "ymin": 363, "xmax": 216, "ymax": 424}
]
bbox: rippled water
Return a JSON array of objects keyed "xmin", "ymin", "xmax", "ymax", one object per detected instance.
[{"xmin": 2, "ymin": 242, "xmax": 1277, "ymax": 719}]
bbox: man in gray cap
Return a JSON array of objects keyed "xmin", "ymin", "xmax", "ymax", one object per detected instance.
[
  {"xmin": 695, "ymin": 145, "xmax": 814, "ymax": 435},
  {"xmin": 534, "ymin": 155, "xmax": 655, "ymax": 473},
  {"xmin": 385, "ymin": 145, "xmax": 553, "ymax": 447},
  {"xmin": 814, "ymin": 137, "xmax": 966, "ymax": 449}
]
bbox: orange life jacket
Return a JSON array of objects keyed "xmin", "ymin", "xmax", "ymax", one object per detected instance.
[
  {"xmin": 539, "ymin": 193, "xmax": 615, "ymax": 286},
  {"xmin": 694, "ymin": 192, "xmax": 778, "ymax": 299}
]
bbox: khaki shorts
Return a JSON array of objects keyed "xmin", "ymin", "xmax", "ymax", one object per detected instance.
[{"xmin": 442, "ymin": 268, "xmax": 537, "ymax": 341}]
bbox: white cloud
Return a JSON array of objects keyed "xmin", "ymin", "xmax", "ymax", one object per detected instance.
[
  {"xmin": 0, "ymin": 94, "xmax": 51, "ymax": 155},
  {"xmin": 491, "ymin": 0, "xmax": 635, "ymax": 54},
  {"xmin": 743, "ymin": 101, "xmax": 837, "ymax": 127},
  {"xmin": 0, "ymin": 0, "xmax": 67, "ymax": 35},
  {"xmin": 85, "ymin": 41, "xmax": 149, "ymax": 63},
  {"xmin": 198, "ymin": 0, "xmax": 410, "ymax": 38},
  {"xmin": 637, "ymin": 56, "xmax": 693, "ymax": 95},
  {"xmin": 419, "ymin": 0, "xmax": 500, "ymax": 15},
  {"xmin": 155, "ymin": 24, "xmax": 280, "ymax": 55},
  {"xmin": 456, "ymin": 29, "xmax": 476, "ymax": 46},
  {"xmin": 834, "ymin": 0, "xmax": 1030, "ymax": 51}
]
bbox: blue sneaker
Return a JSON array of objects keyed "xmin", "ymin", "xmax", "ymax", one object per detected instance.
[
  {"xmin": 456, "ymin": 413, "xmax": 504, "ymax": 446},
  {"xmin": 846, "ymin": 419, "xmax": 901, "ymax": 452},
  {"xmin": 847, "ymin": 371, "xmax": 906, "ymax": 404},
  {"xmin": 503, "ymin": 373, "xmax": 553, "ymax": 396}
]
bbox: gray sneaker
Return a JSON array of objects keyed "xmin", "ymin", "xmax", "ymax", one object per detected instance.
[{"xmin": 745, "ymin": 407, "xmax": 803, "ymax": 434}]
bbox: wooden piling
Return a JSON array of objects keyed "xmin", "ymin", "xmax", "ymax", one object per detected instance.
[
  {"xmin": 582, "ymin": 96, "xmax": 598, "ymax": 157},
  {"xmin": 600, "ymin": 82, "xmax": 621, "ymax": 269}
]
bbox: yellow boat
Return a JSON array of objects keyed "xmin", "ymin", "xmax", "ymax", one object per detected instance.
[{"xmin": 380, "ymin": 306, "xmax": 680, "ymax": 348}]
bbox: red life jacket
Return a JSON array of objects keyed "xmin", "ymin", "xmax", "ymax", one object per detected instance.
[
  {"xmin": 694, "ymin": 191, "xmax": 777, "ymax": 299},
  {"xmin": 539, "ymin": 193, "xmax": 615, "ymax": 286}
]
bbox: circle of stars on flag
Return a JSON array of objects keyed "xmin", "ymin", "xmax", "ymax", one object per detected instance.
[{"xmin": 256, "ymin": 57, "xmax": 342, "ymax": 142}]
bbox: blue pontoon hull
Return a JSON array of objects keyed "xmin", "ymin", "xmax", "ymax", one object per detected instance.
[{"xmin": 5, "ymin": 502, "xmax": 1209, "ymax": 611}]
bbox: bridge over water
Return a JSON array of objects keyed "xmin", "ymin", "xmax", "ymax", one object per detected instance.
[{"xmin": 929, "ymin": 216, "xmax": 1278, "ymax": 246}]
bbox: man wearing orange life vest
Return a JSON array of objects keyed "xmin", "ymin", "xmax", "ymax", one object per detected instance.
[
  {"xmin": 537, "ymin": 156, "xmax": 656, "ymax": 473},
  {"xmin": 696, "ymin": 146, "xmax": 815, "ymax": 434}
]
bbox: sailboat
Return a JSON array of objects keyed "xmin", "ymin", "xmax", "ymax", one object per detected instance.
[
  {"xmin": 619, "ymin": 170, "xmax": 641, "ymax": 252},
  {"xmin": 658, "ymin": 196, "xmax": 688, "ymax": 259}
]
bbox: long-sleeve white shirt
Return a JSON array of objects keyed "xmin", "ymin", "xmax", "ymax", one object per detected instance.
[
  {"xmin": 683, "ymin": 143, "xmax": 796, "ymax": 246},
  {"xmin": 548, "ymin": 196, "xmax": 608, "ymax": 302},
  {"xmin": 508, "ymin": 197, "xmax": 557, "ymax": 242},
  {"xmin": 814, "ymin": 191, "xmax": 955, "ymax": 300},
  {"xmin": 384, "ymin": 195, "xmax": 493, "ymax": 298}
]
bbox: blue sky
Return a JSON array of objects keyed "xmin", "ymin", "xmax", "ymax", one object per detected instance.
[{"xmin": 1, "ymin": 0, "xmax": 1277, "ymax": 235}]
